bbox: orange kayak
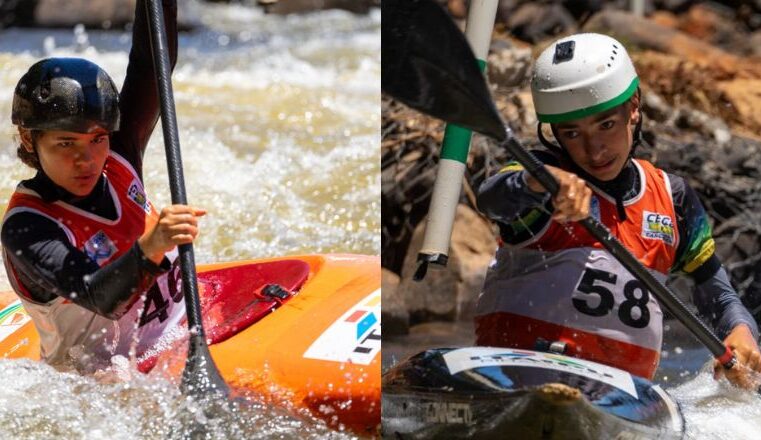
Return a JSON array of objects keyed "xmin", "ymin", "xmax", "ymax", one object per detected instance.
[{"xmin": 0, "ymin": 254, "xmax": 381, "ymax": 435}]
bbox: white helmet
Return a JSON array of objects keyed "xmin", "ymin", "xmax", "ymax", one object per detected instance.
[{"xmin": 531, "ymin": 33, "xmax": 639, "ymax": 124}]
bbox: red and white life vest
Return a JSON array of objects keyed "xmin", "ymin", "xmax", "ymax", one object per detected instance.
[
  {"xmin": 2, "ymin": 151, "xmax": 184, "ymax": 371},
  {"xmin": 475, "ymin": 159, "xmax": 679, "ymax": 379}
]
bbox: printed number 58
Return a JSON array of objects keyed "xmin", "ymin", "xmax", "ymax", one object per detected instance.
[{"xmin": 572, "ymin": 268, "xmax": 650, "ymax": 328}]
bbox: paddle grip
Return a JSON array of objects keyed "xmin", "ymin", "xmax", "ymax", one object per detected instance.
[{"xmin": 498, "ymin": 130, "xmax": 731, "ymax": 363}]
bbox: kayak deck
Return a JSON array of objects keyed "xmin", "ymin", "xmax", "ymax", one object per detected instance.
[{"xmin": 382, "ymin": 347, "xmax": 684, "ymax": 439}]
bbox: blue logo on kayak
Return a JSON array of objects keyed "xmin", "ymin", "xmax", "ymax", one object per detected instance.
[{"xmin": 356, "ymin": 313, "xmax": 377, "ymax": 340}]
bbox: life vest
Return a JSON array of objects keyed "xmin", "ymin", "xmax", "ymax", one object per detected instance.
[
  {"xmin": 2, "ymin": 151, "xmax": 184, "ymax": 372},
  {"xmin": 475, "ymin": 159, "xmax": 678, "ymax": 379}
]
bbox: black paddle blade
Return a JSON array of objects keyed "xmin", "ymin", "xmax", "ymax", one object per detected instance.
[
  {"xmin": 181, "ymin": 334, "xmax": 229, "ymax": 398},
  {"xmin": 381, "ymin": 0, "xmax": 506, "ymax": 141}
]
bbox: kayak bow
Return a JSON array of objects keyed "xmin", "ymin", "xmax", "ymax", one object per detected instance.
[
  {"xmin": 382, "ymin": 347, "xmax": 684, "ymax": 439},
  {"xmin": 0, "ymin": 254, "xmax": 381, "ymax": 434}
]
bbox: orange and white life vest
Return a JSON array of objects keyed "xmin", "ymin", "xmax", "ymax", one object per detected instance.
[
  {"xmin": 2, "ymin": 151, "xmax": 184, "ymax": 371},
  {"xmin": 475, "ymin": 159, "xmax": 679, "ymax": 379}
]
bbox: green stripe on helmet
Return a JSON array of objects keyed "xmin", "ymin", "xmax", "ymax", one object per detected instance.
[{"xmin": 537, "ymin": 77, "xmax": 640, "ymax": 124}]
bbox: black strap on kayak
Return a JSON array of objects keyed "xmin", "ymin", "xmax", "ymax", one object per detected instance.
[
  {"xmin": 144, "ymin": 0, "xmax": 230, "ymax": 397},
  {"xmin": 381, "ymin": 0, "xmax": 737, "ymax": 371}
]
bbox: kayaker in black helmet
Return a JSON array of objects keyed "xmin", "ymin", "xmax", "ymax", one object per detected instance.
[
  {"xmin": 0, "ymin": 0, "xmax": 202, "ymax": 373},
  {"xmin": 476, "ymin": 33, "xmax": 761, "ymax": 388}
]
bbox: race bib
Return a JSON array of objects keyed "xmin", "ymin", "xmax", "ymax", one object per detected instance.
[{"xmin": 478, "ymin": 247, "xmax": 664, "ymax": 352}]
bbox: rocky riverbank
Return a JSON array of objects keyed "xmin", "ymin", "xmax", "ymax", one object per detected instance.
[
  {"xmin": 0, "ymin": 0, "xmax": 379, "ymax": 30},
  {"xmin": 382, "ymin": 1, "xmax": 761, "ymax": 336}
]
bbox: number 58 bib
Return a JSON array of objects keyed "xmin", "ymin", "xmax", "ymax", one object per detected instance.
[{"xmin": 475, "ymin": 246, "xmax": 664, "ymax": 377}]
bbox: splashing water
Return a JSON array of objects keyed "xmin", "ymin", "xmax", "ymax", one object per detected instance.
[{"xmin": 0, "ymin": 359, "xmax": 356, "ymax": 439}]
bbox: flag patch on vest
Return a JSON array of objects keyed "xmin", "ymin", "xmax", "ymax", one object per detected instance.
[
  {"xmin": 84, "ymin": 230, "xmax": 118, "ymax": 265},
  {"xmin": 127, "ymin": 179, "xmax": 151, "ymax": 213},
  {"xmin": 642, "ymin": 211, "xmax": 674, "ymax": 245}
]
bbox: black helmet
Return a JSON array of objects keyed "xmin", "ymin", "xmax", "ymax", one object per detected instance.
[{"xmin": 12, "ymin": 57, "xmax": 120, "ymax": 133}]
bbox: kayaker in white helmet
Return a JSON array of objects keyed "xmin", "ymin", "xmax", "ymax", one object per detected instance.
[
  {"xmin": 0, "ymin": 0, "xmax": 203, "ymax": 373},
  {"xmin": 476, "ymin": 33, "xmax": 761, "ymax": 387}
]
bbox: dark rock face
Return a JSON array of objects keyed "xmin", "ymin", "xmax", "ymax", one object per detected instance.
[
  {"xmin": 0, "ymin": 0, "xmax": 200, "ymax": 30},
  {"xmin": 258, "ymin": 0, "xmax": 378, "ymax": 15}
]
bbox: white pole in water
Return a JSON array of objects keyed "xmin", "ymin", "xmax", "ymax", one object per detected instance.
[{"xmin": 414, "ymin": 0, "xmax": 499, "ymax": 280}]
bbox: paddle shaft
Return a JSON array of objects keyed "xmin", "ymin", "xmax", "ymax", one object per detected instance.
[
  {"xmin": 144, "ymin": 0, "xmax": 229, "ymax": 395},
  {"xmin": 499, "ymin": 129, "xmax": 736, "ymax": 369}
]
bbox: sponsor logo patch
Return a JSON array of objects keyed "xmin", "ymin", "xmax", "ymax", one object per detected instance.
[
  {"xmin": 443, "ymin": 347, "xmax": 638, "ymax": 398},
  {"xmin": 84, "ymin": 230, "xmax": 118, "ymax": 265},
  {"xmin": 641, "ymin": 210, "xmax": 674, "ymax": 245},
  {"xmin": 303, "ymin": 289, "xmax": 381, "ymax": 365},
  {"xmin": 127, "ymin": 179, "xmax": 152, "ymax": 213}
]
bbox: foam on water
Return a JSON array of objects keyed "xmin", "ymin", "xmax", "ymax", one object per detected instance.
[
  {"xmin": 669, "ymin": 365, "xmax": 761, "ymax": 439},
  {"xmin": 0, "ymin": 358, "xmax": 355, "ymax": 439}
]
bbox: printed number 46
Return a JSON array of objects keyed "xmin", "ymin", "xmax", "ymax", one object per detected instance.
[{"xmin": 572, "ymin": 268, "xmax": 650, "ymax": 328}]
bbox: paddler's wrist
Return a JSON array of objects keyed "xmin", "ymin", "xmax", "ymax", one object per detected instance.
[
  {"xmin": 522, "ymin": 171, "xmax": 546, "ymax": 194},
  {"xmin": 137, "ymin": 235, "xmax": 166, "ymax": 265}
]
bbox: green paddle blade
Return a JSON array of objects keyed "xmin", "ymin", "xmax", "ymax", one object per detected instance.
[{"xmin": 381, "ymin": 0, "xmax": 506, "ymax": 141}]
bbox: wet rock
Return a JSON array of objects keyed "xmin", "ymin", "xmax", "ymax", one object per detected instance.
[
  {"xmin": 749, "ymin": 31, "xmax": 761, "ymax": 56},
  {"xmin": 583, "ymin": 9, "xmax": 741, "ymax": 69},
  {"xmin": 258, "ymin": 0, "xmax": 378, "ymax": 14},
  {"xmin": 487, "ymin": 38, "xmax": 532, "ymax": 89},
  {"xmin": 398, "ymin": 205, "xmax": 496, "ymax": 324},
  {"xmin": 510, "ymin": 91, "xmax": 536, "ymax": 128},
  {"xmin": 674, "ymin": 108, "xmax": 731, "ymax": 146},
  {"xmin": 641, "ymin": 91, "xmax": 673, "ymax": 123},
  {"xmin": 382, "ymin": 269, "xmax": 409, "ymax": 336},
  {"xmin": 655, "ymin": 0, "xmax": 696, "ymax": 14},
  {"xmin": 499, "ymin": 2, "xmax": 577, "ymax": 44},
  {"xmin": 716, "ymin": 79, "xmax": 761, "ymax": 136},
  {"xmin": 446, "ymin": 0, "xmax": 468, "ymax": 19},
  {"xmin": 0, "ymin": 0, "xmax": 36, "ymax": 28},
  {"xmin": 28, "ymin": 0, "xmax": 201, "ymax": 30},
  {"xmin": 651, "ymin": 10, "xmax": 680, "ymax": 28}
]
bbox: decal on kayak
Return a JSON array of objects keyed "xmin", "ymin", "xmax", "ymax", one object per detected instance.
[
  {"xmin": 423, "ymin": 401, "xmax": 472, "ymax": 425},
  {"xmin": 443, "ymin": 347, "xmax": 638, "ymax": 398},
  {"xmin": 0, "ymin": 300, "xmax": 31, "ymax": 341},
  {"xmin": 303, "ymin": 288, "xmax": 381, "ymax": 365}
]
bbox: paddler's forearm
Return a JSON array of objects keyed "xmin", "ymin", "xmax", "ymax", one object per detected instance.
[
  {"xmin": 2, "ymin": 214, "xmax": 168, "ymax": 319},
  {"xmin": 693, "ymin": 265, "xmax": 759, "ymax": 340},
  {"xmin": 477, "ymin": 170, "xmax": 550, "ymax": 223},
  {"xmin": 84, "ymin": 243, "xmax": 170, "ymax": 319}
]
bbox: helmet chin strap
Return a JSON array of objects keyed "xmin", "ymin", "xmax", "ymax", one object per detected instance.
[{"xmin": 535, "ymin": 107, "xmax": 645, "ymax": 222}]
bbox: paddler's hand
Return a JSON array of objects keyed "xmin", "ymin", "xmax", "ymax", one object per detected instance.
[
  {"xmin": 713, "ymin": 324, "xmax": 761, "ymax": 389},
  {"xmin": 138, "ymin": 205, "xmax": 207, "ymax": 265},
  {"xmin": 525, "ymin": 165, "xmax": 592, "ymax": 223}
]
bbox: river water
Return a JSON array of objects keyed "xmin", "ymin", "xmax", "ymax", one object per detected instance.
[{"xmin": 0, "ymin": 2, "xmax": 379, "ymax": 439}]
